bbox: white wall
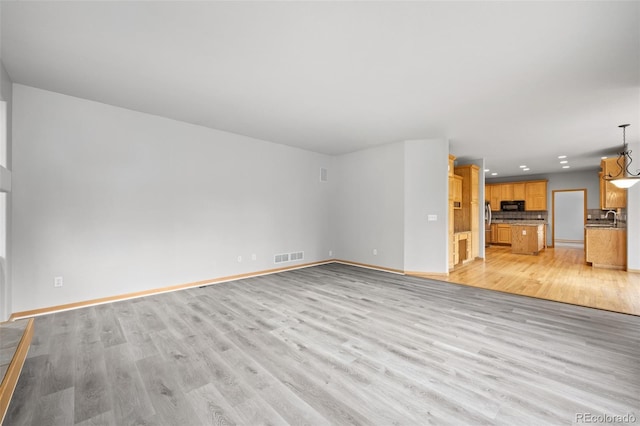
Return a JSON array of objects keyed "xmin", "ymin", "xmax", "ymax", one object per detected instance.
[
  {"xmin": 627, "ymin": 136, "xmax": 640, "ymax": 272},
  {"xmin": 404, "ymin": 139, "xmax": 449, "ymax": 273},
  {"xmin": 12, "ymin": 85, "xmax": 333, "ymax": 313},
  {"xmin": 331, "ymin": 138, "xmax": 450, "ymax": 274},
  {"xmin": 332, "ymin": 141, "xmax": 405, "ymax": 270}
]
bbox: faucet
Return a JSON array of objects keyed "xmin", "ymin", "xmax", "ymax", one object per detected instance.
[{"xmin": 605, "ymin": 210, "xmax": 617, "ymax": 227}]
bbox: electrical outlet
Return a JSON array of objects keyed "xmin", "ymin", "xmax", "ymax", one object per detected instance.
[
  {"xmin": 329, "ymin": 250, "xmax": 333, "ymax": 257},
  {"xmin": 237, "ymin": 256, "xmax": 242, "ymax": 263},
  {"xmin": 373, "ymin": 248, "xmax": 378, "ymax": 255},
  {"xmin": 54, "ymin": 276, "xmax": 63, "ymax": 287},
  {"xmin": 251, "ymin": 253, "xmax": 257, "ymax": 261}
]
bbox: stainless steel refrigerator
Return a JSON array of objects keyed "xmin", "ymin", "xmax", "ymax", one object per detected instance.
[{"xmin": 484, "ymin": 202, "xmax": 492, "ymax": 247}]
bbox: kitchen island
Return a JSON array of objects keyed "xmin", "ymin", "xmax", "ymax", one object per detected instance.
[{"xmin": 511, "ymin": 223, "xmax": 545, "ymax": 255}]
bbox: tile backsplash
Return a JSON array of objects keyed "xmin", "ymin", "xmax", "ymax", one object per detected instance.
[
  {"xmin": 491, "ymin": 211, "xmax": 548, "ymax": 222},
  {"xmin": 587, "ymin": 208, "xmax": 626, "ymax": 226}
]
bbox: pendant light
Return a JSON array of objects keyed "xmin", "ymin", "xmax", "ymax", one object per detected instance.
[{"xmin": 603, "ymin": 124, "xmax": 640, "ymax": 188}]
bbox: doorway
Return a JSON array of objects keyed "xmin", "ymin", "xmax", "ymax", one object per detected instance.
[{"xmin": 552, "ymin": 189, "xmax": 586, "ymax": 248}]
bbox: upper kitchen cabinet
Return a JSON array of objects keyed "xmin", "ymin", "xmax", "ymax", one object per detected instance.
[
  {"xmin": 524, "ymin": 180, "xmax": 547, "ymax": 211},
  {"xmin": 513, "ymin": 182, "xmax": 526, "ymax": 200},
  {"xmin": 487, "ymin": 179, "xmax": 547, "ymax": 211},
  {"xmin": 599, "ymin": 158, "xmax": 626, "ymax": 209},
  {"xmin": 501, "ymin": 184, "xmax": 514, "ymax": 201},
  {"xmin": 489, "ymin": 185, "xmax": 501, "ymax": 211}
]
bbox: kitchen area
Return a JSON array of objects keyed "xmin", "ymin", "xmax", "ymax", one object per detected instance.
[
  {"xmin": 479, "ymin": 155, "xmax": 628, "ymax": 270},
  {"xmin": 485, "ymin": 181, "xmax": 548, "ymax": 256},
  {"xmin": 444, "ymin": 154, "xmax": 636, "ymax": 315}
]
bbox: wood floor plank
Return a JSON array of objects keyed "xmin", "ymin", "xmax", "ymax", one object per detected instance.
[
  {"xmin": 103, "ymin": 343, "xmax": 155, "ymax": 425},
  {"xmin": 74, "ymin": 340, "xmax": 112, "ymax": 424},
  {"xmin": 135, "ymin": 354, "xmax": 202, "ymax": 426},
  {"xmin": 30, "ymin": 387, "xmax": 74, "ymax": 426},
  {"xmin": 5, "ymin": 263, "xmax": 639, "ymax": 425},
  {"xmin": 186, "ymin": 383, "xmax": 242, "ymax": 426}
]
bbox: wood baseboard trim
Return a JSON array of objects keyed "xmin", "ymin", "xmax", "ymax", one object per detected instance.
[
  {"xmin": 627, "ymin": 268, "xmax": 640, "ymax": 274},
  {"xmin": 405, "ymin": 271, "xmax": 450, "ymax": 278},
  {"xmin": 9, "ymin": 260, "xmax": 334, "ymax": 320},
  {"xmin": 333, "ymin": 260, "xmax": 404, "ymax": 275},
  {"xmin": 0, "ymin": 318, "xmax": 34, "ymax": 425}
]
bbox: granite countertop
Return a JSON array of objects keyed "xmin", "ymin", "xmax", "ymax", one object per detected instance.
[
  {"xmin": 585, "ymin": 224, "xmax": 626, "ymax": 230},
  {"xmin": 492, "ymin": 220, "xmax": 548, "ymax": 225}
]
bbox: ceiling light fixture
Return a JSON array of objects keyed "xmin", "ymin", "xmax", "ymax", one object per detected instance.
[
  {"xmin": 558, "ymin": 155, "xmax": 567, "ymax": 159},
  {"xmin": 603, "ymin": 124, "xmax": 640, "ymax": 188},
  {"xmin": 560, "ymin": 160, "xmax": 568, "ymax": 164}
]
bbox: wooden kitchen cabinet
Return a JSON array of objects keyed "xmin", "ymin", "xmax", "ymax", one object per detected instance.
[
  {"xmin": 454, "ymin": 165, "xmax": 480, "ymax": 260},
  {"xmin": 525, "ymin": 181, "xmax": 547, "ymax": 211},
  {"xmin": 586, "ymin": 228, "xmax": 626, "ymax": 269},
  {"xmin": 452, "ymin": 175, "xmax": 463, "ymax": 209},
  {"xmin": 487, "ymin": 180, "xmax": 548, "ymax": 212},
  {"xmin": 501, "ymin": 184, "xmax": 514, "ymax": 201},
  {"xmin": 513, "ymin": 183, "xmax": 526, "ymax": 200},
  {"xmin": 489, "ymin": 185, "xmax": 501, "ymax": 211},
  {"xmin": 448, "ymin": 155, "xmax": 456, "ymax": 269},
  {"xmin": 453, "ymin": 232, "xmax": 472, "ymax": 266},
  {"xmin": 599, "ymin": 158, "xmax": 626, "ymax": 209},
  {"xmin": 496, "ymin": 224, "xmax": 512, "ymax": 244},
  {"xmin": 450, "ymin": 162, "xmax": 480, "ymax": 268}
]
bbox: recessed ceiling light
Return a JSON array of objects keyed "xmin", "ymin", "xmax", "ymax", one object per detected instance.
[
  {"xmin": 484, "ymin": 169, "xmax": 490, "ymax": 172},
  {"xmin": 560, "ymin": 160, "xmax": 568, "ymax": 164},
  {"xmin": 562, "ymin": 165, "xmax": 570, "ymax": 169},
  {"xmin": 519, "ymin": 165, "xmax": 527, "ymax": 168},
  {"xmin": 558, "ymin": 155, "xmax": 567, "ymax": 159},
  {"xmin": 491, "ymin": 172, "xmax": 498, "ymax": 176},
  {"xmin": 601, "ymin": 156, "xmax": 608, "ymax": 160},
  {"xmin": 523, "ymin": 168, "xmax": 530, "ymax": 171}
]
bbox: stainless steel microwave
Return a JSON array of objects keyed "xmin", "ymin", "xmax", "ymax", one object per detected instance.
[{"xmin": 500, "ymin": 200, "xmax": 525, "ymax": 211}]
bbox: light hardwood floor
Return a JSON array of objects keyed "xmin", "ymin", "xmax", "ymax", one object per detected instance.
[
  {"xmin": 415, "ymin": 245, "xmax": 640, "ymax": 316},
  {"xmin": 6, "ymin": 263, "xmax": 639, "ymax": 425}
]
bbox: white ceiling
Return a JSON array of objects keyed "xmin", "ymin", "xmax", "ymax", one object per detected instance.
[{"xmin": 2, "ymin": 1, "xmax": 639, "ymax": 178}]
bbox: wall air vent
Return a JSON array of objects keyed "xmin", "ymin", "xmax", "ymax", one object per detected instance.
[
  {"xmin": 274, "ymin": 251, "xmax": 304, "ymax": 264},
  {"xmin": 290, "ymin": 251, "xmax": 304, "ymax": 261}
]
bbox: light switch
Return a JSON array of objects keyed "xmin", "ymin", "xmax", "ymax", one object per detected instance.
[{"xmin": 428, "ymin": 214, "xmax": 438, "ymax": 221}]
